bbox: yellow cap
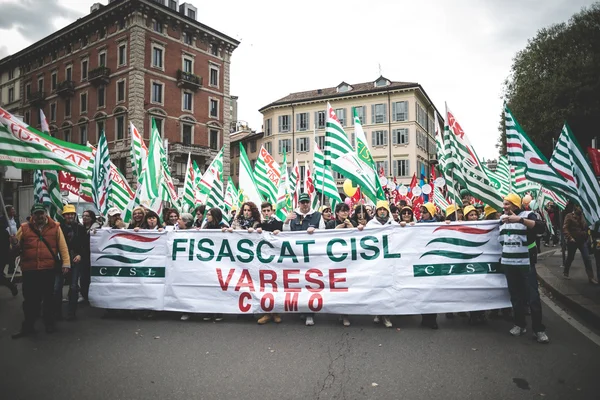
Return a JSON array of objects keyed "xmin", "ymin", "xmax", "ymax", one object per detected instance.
[
  {"xmin": 445, "ymin": 203, "xmax": 461, "ymax": 217},
  {"xmin": 504, "ymin": 193, "xmax": 522, "ymax": 209},
  {"xmin": 484, "ymin": 205, "xmax": 497, "ymax": 218},
  {"xmin": 463, "ymin": 205, "xmax": 477, "ymax": 218},
  {"xmin": 422, "ymin": 202, "xmax": 436, "ymax": 217},
  {"xmin": 62, "ymin": 204, "xmax": 76, "ymax": 214},
  {"xmin": 375, "ymin": 200, "xmax": 390, "ymax": 213}
]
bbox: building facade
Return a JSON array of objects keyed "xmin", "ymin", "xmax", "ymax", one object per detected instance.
[
  {"xmin": 258, "ymin": 77, "xmax": 442, "ymax": 188},
  {"xmin": 230, "ymin": 129, "xmax": 263, "ymax": 187},
  {"xmin": 0, "ymin": 0, "xmax": 239, "ymax": 189}
]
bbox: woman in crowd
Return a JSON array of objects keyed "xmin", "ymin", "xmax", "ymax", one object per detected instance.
[
  {"xmin": 165, "ymin": 208, "xmax": 180, "ymax": 227},
  {"xmin": 177, "ymin": 213, "xmax": 197, "ymax": 322},
  {"xmin": 320, "ymin": 206, "xmax": 333, "ymax": 225},
  {"xmin": 464, "ymin": 205, "xmax": 479, "ymax": 222},
  {"xmin": 80, "ymin": 210, "xmax": 101, "ymax": 303},
  {"xmin": 350, "ymin": 205, "xmax": 371, "ymax": 227},
  {"xmin": 193, "ymin": 205, "xmax": 206, "ymax": 228},
  {"xmin": 231, "ymin": 202, "xmax": 260, "ymax": 231},
  {"xmin": 203, "ymin": 207, "xmax": 228, "ymax": 321},
  {"xmin": 135, "ymin": 210, "xmax": 164, "ymax": 232},
  {"xmin": 463, "ymin": 205, "xmax": 487, "ymax": 325},
  {"xmin": 399, "ymin": 206, "xmax": 415, "ymax": 226},
  {"xmin": 418, "ymin": 202, "xmax": 439, "ymax": 329},
  {"xmin": 444, "ymin": 204, "xmax": 466, "ymax": 319},
  {"xmin": 127, "ymin": 206, "xmax": 146, "ymax": 229}
]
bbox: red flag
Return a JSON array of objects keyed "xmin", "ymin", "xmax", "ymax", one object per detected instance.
[
  {"xmin": 351, "ymin": 186, "xmax": 362, "ymax": 204},
  {"xmin": 587, "ymin": 147, "xmax": 600, "ymax": 176},
  {"xmin": 408, "ymin": 173, "xmax": 417, "ymax": 199},
  {"xmin": 412, "ymin": 196, "xmax": 424, "ymax": 221},
  {"xmin": 59, "ymin": 171, "xmax": 93, "ymax": 202}
]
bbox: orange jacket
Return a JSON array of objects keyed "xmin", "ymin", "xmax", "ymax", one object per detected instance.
[{"xmin": 16, "ymin": 217, "xmax": 71, "ymax": 272}]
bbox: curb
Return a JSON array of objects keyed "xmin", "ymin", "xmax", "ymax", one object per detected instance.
[{"xmin": 536, "ymin": 260, "xmax": 600, "ymax": 329}]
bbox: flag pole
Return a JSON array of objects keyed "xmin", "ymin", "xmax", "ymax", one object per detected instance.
[{"xmin": 315, "ymin": 123, "xmax": 325, "ymax": 208}]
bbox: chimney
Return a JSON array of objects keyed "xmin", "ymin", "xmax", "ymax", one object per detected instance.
[{"xmin": 90, "ymin": 2, "xmax": 103, "ymax": 12}]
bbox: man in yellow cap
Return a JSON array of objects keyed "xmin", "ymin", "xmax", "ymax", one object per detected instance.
[
  {"xmin": 499, "ymin": 193, "xmax": 549, "ymax": 343},
  {"xmin": 58, "ymin": 204, "xmax": 86, "ymax": 321}
]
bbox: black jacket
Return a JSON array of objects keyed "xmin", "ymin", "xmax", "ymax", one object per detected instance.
[
  {"xmin": 60, "ymin": 222, "xmax": 86, "ymax": 264},
  {"xmin": 259, "ymin": 217, "xmax": 283, "ymax": 232}
]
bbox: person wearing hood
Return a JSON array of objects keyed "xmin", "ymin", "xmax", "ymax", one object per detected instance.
[
  {"xmin": 320, "ymin": 205, "xmax": 333, "ymax": 225},
  {"xmin": 500, "ymin": 193, "xmax": 549, "ymax": 343},
  {"xmin": 417, "ymin": 202, "xmax": 440, "ymax": 329},
  {"xmin": 359, "ymin": 200, "xmax": 397, "ymax": 328}
]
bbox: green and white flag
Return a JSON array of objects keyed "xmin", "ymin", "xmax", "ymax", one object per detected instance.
[
  {"xmin": 324, "ymin": 102, "xmax": 378, "ymax": 203},
  {"xmin": 199, "ymin": 147, "xmax": 224, "ymax": 194},
  {"xmin": 224, "ymin": 176, "xmax": 240, "ymax": 212},
  {"xmin": 539, "ymin": 186, "xmax": 568, "ymax": 210},
  {"xmin": 44, "ymin": 170, "xmax": 64, "ymax": 223},
  {"xmin": 550, "ymin": 123, "xmax": 600, "ymax": 224},
  {"xmin": 39, "ymin": 109, "xmax": 50, "ymax": 134},
  {"xmin": 254, "ymin": 144, "xmax": 280, "ymax": 204},
  {"xmin": 182, "ymin": 153, "xmax": 196, "ymax": 211},
  {"xmin": 511, "ymin": 165, "xmax": 538, "ymax": 197},
  {"xmin": 130, "ymin": 122, "xmax": 148, "ymax": 184},
  {"xmin": 202, "ymin": 146, "xmax": 225, "ymax": 213},
  {"xmin": 275, "ymin": 152, "xmax": 293, "ymax": 221},
  {"xmin": 33, "ymin": 169, "xmax": 50, "ymax": 205},
  {"xmin": 92, "ymin": 132, "xmax": 112, "ymax": 217},
  {"xmin": 238, "ymin": 143, "xmax": 263, "ymax": 205},
  {"xmin": 158, "ymin": 133, "xmax": 178, "ymax": 207},
  {"xmin": 0, "ymin": 106, "xmax": 91, "ymax": 177},
  {"xmin": 484, "ymin": 155, "xmax": 511, "ymax": 197},
  {"xmin": 313, "ymin": 140, "xmax": 342, "ymax": 208},
  {"xmin": 353, "ymin": 108, "xmax": 386, "ymax": 202}
]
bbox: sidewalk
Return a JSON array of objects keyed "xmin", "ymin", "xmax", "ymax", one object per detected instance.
[{"xmin": 536, "ymin": 246, "xmax": 600, "ymax": 327}]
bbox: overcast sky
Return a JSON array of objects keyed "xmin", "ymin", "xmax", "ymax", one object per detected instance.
[{"xmin": 0, "ymin": 0, "xmax": 596, "ymax": 160}]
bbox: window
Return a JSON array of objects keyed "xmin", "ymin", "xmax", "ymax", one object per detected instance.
[
  {"xmin": 209, "ymin": 67, "xmax": 219, "ymax": 87},
  {"xmin": 152, "ymin": 118, "xmax": 163, "ymax": 136},
  {"xmin": 183, "ymin": 32, "xmax": 192, "ymax": 45},
  {"xmin": 51, "ymin": 72, "xmax": 57, "ymax": 90},
  {"xmin": 416, "ymin": 129, "xmax": 427, "ymax": 151},
  {"xmin": 335, "ymin": 108, "xmax": 346, "ymax": 126},
  {"xmin": 81, "ymin": 36, "xmax": 88, "ymax": 47},
  {"xmin": 182, "ymin": 124, "xmax": 192, "ymax": 145},
  {"xmin": 278, "ymin": 115, "xmax": 290, "ymax": 132},
  {"xmin": 169, "ymin": 0, "xmax": 177, "ymax": 10},
  {"xmin": 80, "ymin": 125, "xmax": 87, "ymax": 144},
  {"xmin": 392, "ymin": 128, "xmax": 409, "ymax": 145},
  {"xmin": 333, "ymin": 171, "xmax": 343, "ymax": 180},
  {"xmin": 372, "ymin": 103, "xmax": 387, "ymax": 124},
  {"xmin": 351, "ymin": 106, "xmax": 366, "ymax": 125},
  {"xmin": 24, "ymin": 111, "xmax": 30, "ymax": 124},
  {"xmin": 99, "ymin": 52, "xmax": 106, "ymax": 67},
  {"xmin": 66, "ymin": 66, "xmax": 72, "ymax": 81},
  {"xmin": 372, "ymin": 130, "xmax": 388, "ymax": 146},
  {"xmin": 118, "ymin": 44, "xmax": 127, "ymax": 66},
  {"xmin": 152, "ymin": 47, "xmax": 163, "ymax": 68},
  {"xmin": 99, "ymin": 27, "xmax": 106, "ymax": 39},
  {"xmin": 80, "ymin": 93, "xmax": 87, "ymax": 113},
  {"xmin": 316, "ymin": 110, "xmax": 326, "ymax": 129},
  {"xmin": 211, "ymin": 45, "xmax": 218, "ymax": 56},
  {"xmin": 264, "ymin": 141, "xmax": 272, "ymax": 154},
  {"xmin": 297, "ymin": 137, "xmax": 310, "ymax": 152},
  {"xmin": 375, "ymin": 160, "xmax": 389, "ymax": 176},
  {"xmin": 8, "ymin": 87, "xmax": 14, "ymax": 103},
  {"xmin": 97, "ymin": 86, "xmax": 105, "ymax": 108},
  {"xmin": 119, "ymin": 18, "xmax": 126, "ymax": 30},
  {"xmin": 64, "ymin": 129, "xmax": 71, "ymax": 142},
  {"xmin": 416, "ymin": 103, "xmax": 427, "ymax": 129},
  {"xmin": 428, "ymin": 117, "xmax": 435, "ymax": 134},
  {"xmin": 8, "ymin": 69, "xmax": 13, "ymax": 80},
  {"xmin": 416, "ymin": 160, "xmax": 427, "ymax": 178},
  {"xmin": 152, "ymin": 82, "xmax": 163, "ymax": 104},
  {"xmin": 37, "ymin": 77, "xmax": 44, "ymax": 93},
  {"xmin": 250, "ymin": 140, "xmax": 257, "ymax": 153},
  {"xmin": 209, "ymin": 99, "xmax": 218, "ymax": 118},
  {"xmin": 25, "ymin": 83, "xmax": 31, "ymax": 100},
  {"xmin": 153, "ymin": 20, "xmax": 163, "ymax": 33},
  {"xmin": 278, "ymin": 139, "xmax": 291, "ymax": 154},
  {"xmin": 316, "ymin": 135, "xmax": 325, "ymax": 150},
  {"xmin": 209, "ymin": 129, "xmax": 219, "ymax": 150},
  {"xmin": 52, "ymin": 51, "xmax": 57, "ymax": 61},
  {"xmin": 296, "ymin": 112, "xmax": 309, "ymax": 131},
  {"xmin": 116, "ymin": 115, "xmax": 125, "ymax": 140},
  {"xmin": 117, "ymin": 80, "xmax": 125, "ymax": 102},
  {"xmin": 393, "ymin": 101, "xmax": 408, "ymax": 122},
  {"xmin": 50, "ymin": 103, "xmax": 56, "ymax": 121},
  {"xmin": 393, "ymin": 160, "xmax": 410, "ymax": 177},
  {"xmin": 96, "ymin": 120, "xmax": 105, "ymax": 142},
  {"xmin": 183, "ymin": 92, "xmax": 192, "ymax": 111},
  {"xmin": 183, "ymin": 58, "xmax": 192, "ymax": 73},
  {"xmin": 65, "ymin": 98, "xmax": 71, "ymax": 117},
  {"xmin": 81, "ymin": 60, "xmax": 88, "ymax": 81},
  {"xmin": 187, "ymin": 9, "xmax": 196, "ymax": 19},
  {"xmin": 264, "ymin": 118, "xmax": 272, "ymax": 136}
]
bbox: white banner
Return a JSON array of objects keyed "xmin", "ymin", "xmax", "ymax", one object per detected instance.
[{"xmin": 90, "ymin": 222, "xmax": 511, "ymax": 314}]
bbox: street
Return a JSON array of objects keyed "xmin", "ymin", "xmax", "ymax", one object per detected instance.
[{"xmin": 1, "ymin": 287, "xmax": 599, "ymax": 400}]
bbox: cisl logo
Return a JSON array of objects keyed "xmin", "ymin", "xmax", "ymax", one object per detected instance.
[{"xmin": 92, "ymin": 232, "xmax": 164, "ymax": 278}]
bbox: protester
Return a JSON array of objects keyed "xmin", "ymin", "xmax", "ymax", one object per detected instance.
[
  {"xmin": 320, "ymin": 205, "xmax": 333, "ymax": 224},
  {"xmin": 231, "ymin": 202, "xmax": 261, "ymax": 231},
  {"xmin": 399, "ymin": 206, "xmax": 415, "ymax": 226},
  {"xmin": 445, "ymin": 204, "xmax": 463, "ymax": 222},
  {"xmin": 417, "ymin": 202, "xmax": 439, "ymax": 329},
  {"xmin": 106, "ymin": 208, "xmax": 126, "ymax": 229},
  {"xmin": 359, "ymin": 200, "xmax": 397, "ymax": 328},
  {"xmin": 499, "ymin": 193, "xmax": 549, "ymax": 343},
  {"xmin": 256, "ymin": 202, "xmax": 284, "ymax": 325},
  {"xmin": 127, "ymin": 206, "xmax": 146, "ymax": 229},
  {"xmin": 194, "ymin": 205, "xmax": 206, "ymax": 228},
  {"xmin": 350, "ymin": 205, "xmax": 371, "ymax": 227},
  {"xmin": 464, "ymin": 205, "xmax": 479, "ymax": 222},
  {"xmin": 58, "ymin": 204, "xmax": 86, "ymax": 321},
  {"xmin": 136, "ymin": 210, "xmax": 164, "ymax": 231},
  {"xmin": 390, "ymin": 204, "xmax": 401, "ymax": 223},
  {"xmin": 0, "ymin": 205, "xmax": 20, "ymax": 275},
  {"xmin": 11, "ymin": 204, "xmax": 71, "ymax": 339},
  {"xmin": 202, "ymin": 207, "xmax": 228, "ymax": 321},
  {"xmin": 165, "ymin": 208, "xmax": 180, "ymax": 227},
  {"xmin": 562, "ymin": 203, "xmax": 597, "ymax": 283},
  {"xmin": 485, "ymin": 205, "xmax": 512, "ymax": 321},
  {"xmin": 462, "ymin": 205, "xmax": 487, "ymax": 324},
  {"xmin": 0, "ymin": 209, "xmax": 18, "ymax": 296},
  {"xmin": 484, "ymin": 205, "xmax": 499, "ymax": 221},
  {"xmin": 80, "ymin": 210, "xmax": 100, "ymax": 303},
  {"xmin": 544, "ymin": 201, "xmax": 559, "ymax": 247},
  {"xmin": 177, "ymin": 212, "xmax": 196, "ymax": 322},
  {"xmin": 461, "ymin": 189, "xmax": 473, "ymax": 207},
  {"xmin": 591, "ymin": 219, "xmax": 600, "ymax": 285}
]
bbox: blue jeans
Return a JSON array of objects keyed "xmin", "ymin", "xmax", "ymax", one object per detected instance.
[
  {"xmin": 564, "ymin": 240, "xmax": 593, "ymax": 276},
  {"xmin": 54, "ymin": 264, "xmax": 80, "ymax": 317}
]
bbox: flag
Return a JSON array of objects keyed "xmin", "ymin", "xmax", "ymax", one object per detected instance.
[
  {"xmin": 44, "ymin": 170, "xmax": 64, "ymax": 223},
  {"xmin": 91, "ymin": 132, "xmax": 112, "ymax": 217},
  {"xmin": 324, "ymin": 102, "xmax": 379, "ymax": 203},
  {"xmin": 510, "ymin": 165, "xmax": 539, "ymax": 197},
  {"xmin": 238, "ymin": 143, "xmax": 263, "ymax": 205},
  {"xmin": 539, "ymin": 186, "xmax": 568, "ymax": 210},
  {"xmin": 130, "ymin": 122, "xmax": 148, "ymax": 184},
  {"xmin": 200, "ymin": 146, "xmax": 226, "ymax": 212},
  {"xmin": 0, "ymin": 106, "xmax": 91, "ymax": 177},
  {"xmin": 550, "ymin": 123, "xmax": 600, "ymax": 224},
  {"xmin": 505, "ymin": 105, "xmax": 576, "ymax": 199},
  {"xmin": 254, "ymin": 145, "xmax": 280, "ymax": 204},
  {"xmin": 199, "ymin": 147, "xmax": 224, "ymax": 195},
  {"xmin": 304, "ymin": 162, "xmax": 318, "ymax": 211},
  {"xmin": 224, "ymin": 177, "xmax": 240, "ymax": 212},
  {"xmin": 485, "ymin": 155, "xmax": 511, "ymax": 197},
  {"xmin": 182, "ymin": 153, "xmax": 196, "ymax": 211},
  {"xmin": 290, "ymin": 160, "xmax": 300, "ymax": 207},
  {"xmin": 408, "ymin": 173, "xmax": 418, "ymax": 199},
  {"xmin": 313, "ymin": 140, "xmax": 342, "ymax": 208},
  {"xmin": 353, "ymin": 108, "xmax": 386, "ymax": 201},
  {"xmin": 158, "ymin": 135, "xmax": 178, "ymax": 206},
  {"xmin": 275, "ymin": 153, "xmax": 293, "ymax": 221},
  {"xmin": 587, "ymin": 147, "xmax": 600, "ymax": 177},
  {"xmin": 39, "ymin": 109, "xmax": 50, "ymax": 134},
  {"xmin": 33, "ymin": 170, "xmax": 50, "ymax": 205}
]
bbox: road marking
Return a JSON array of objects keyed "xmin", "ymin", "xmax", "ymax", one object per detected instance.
[
  {"xmin": 541, "ymin": 293, "xmax": 600, "ymax": 347},
  {"xmin": 538, "ymin": 248, "xmax": 561, "ymax": 257}
]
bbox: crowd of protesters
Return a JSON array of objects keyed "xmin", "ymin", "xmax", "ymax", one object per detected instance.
[{"xmin": 3, "ymin": 190, "xmax": 600, "ymax": 345}]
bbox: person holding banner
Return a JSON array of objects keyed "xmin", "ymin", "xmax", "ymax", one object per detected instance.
[
  {"xmin": 106, "ymin": 208, "xmax": 126, "ymax": 229},
  {"xmin": 135, "ymin": 211, "xmax": 164, "ymax": 232},
  {"xmin": 390, "ymin": 204, "xmax": 401, "ymax": 223},
  {"xmin": 127, "ymin": 207, "xmax": 146, "ymax": 229},
  {"xmin": 500, "ymin": 193, "xmax": 549, "ymax": 343},
  {"xmin": 463, "ymin": 205, "xmax": 487, "ymax": 325},
  {"xmin": 444, "ymin": 204, "xmax": 465, "ymax": 319},
  {"xmin": 165, "ymin": 209, "xmax": 180, "ymax": 228},
  {"xmin": 399, "ymin": 206, "xmax": 416, "ymax": 226},
  {"xmin": 193, "ymin": 205, "xmax": 206, "ymax": 228},
  {"xmin": 320, "ymin": 206, "xmax": 333, "ymax": 225},
  {"xmin": 202, "ymin": 208, "xmax": 229, "ymax": 321},
  {"xmin": 80, "ymin": 210, "xmax": 100, "ymax": 303},
  {"xmin": 178, "ymin": 213, "xmax": 196, "ymax": 322},
  {"xmin": 350, "ymin": 205, "xmax": 371, "ymax": 227},
  {"xmin": 230, "ymin": 202, "xmax": 261, "ymax": 232},
  {"xmin": 418, "ymin": 202, "xmax": 440, "ymax": 329}
]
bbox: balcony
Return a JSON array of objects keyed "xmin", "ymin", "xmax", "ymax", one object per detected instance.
[
  {"xmin": 88, "ymin": 66, "xmax": 111, "ymax": 85},
  {"xmin": 176, "ymin": 70, "xmax": 202, "ymax": 91},
  {"xmin": 169, "ymin": 142, "xmax": 214, "ymax": 158},
  {"xmin": 29, "ymin": 91, "xmax": 46, "ymax": 106},
  {"xmin": 56, "ymin": 80, "xmax": 75, "ymax": 97}
]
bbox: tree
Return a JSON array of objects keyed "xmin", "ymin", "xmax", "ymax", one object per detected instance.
[{"xmin": 500, "ymin": 3, "xmax": 600, "ymax": 157}]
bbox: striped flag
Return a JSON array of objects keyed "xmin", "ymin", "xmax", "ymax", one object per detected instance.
[
  {"xmin": 182, "ymin": 153, "xmax": 196, "ymax": 211},
  {"xmin": 130, "ymin": 122, "xmax": 148, "ymax": 184},
  {"xmin": 254, "ymin": 145, "xmax": 280, "ymax": 204},
  {"xmin": 504, "ymin": 105, "xmax": 576, "ymax": 199},
  {"xmin": 290, "ymin": 160, "xmax": 300, "ymax": 207},
  {"xmin": 550, "ymin": 123, "xmax": 600, "ymax": 224},
  {"xmin": 44, "ymin": 170, "xmax": 64, "ymax": 223},
  {"xmin": 92, "ymin": 132, "xmax": 112, "ymax": 217},
  {"xmin": 539, "ymin": 186, "xmax": 568, "ymax": 210},
  {"xmin": 511, "ymin": 165, "xmax": 538, "ymax": 196},
  {"xmin": 224, "ymin": 176, "xmax": 240, "ymax": 212},
  {"xmin": 39, "ymin": 109, "xmax": 50, "ymax": 134},
  {"xmin": 275, "ymin": 153, "xmax": 293, "ymax": 221},
  {"xmin": 0, "ymin": 106, "xmax": 91, "ymax": 177},
  {"xmin": 238, "ymin": 143, "xmax": 262, "ymax": 205},
  {"xmin": 353, "ymin": 108, "xmax": 386, "ymax": 201},
  {"xmin": 324, "ymin": 102, "xmax": 379, "ymax": 203},
  {"xmin": 313, "ymin": 140, "xmax": 342, "ymax": 208},
  {"xmin": 199, "ymin": 147, "xmax": 224, "ymax": 194},
  {"xmin": 33, "ymin": 169, "xmax": 50, "ymax": 205},
  {"xmin": 485, "ymin": 155, "xmax": 511, "ymax": 197},
  {"xmin": 304, "ymin": 163, "xmax": 319, "ymax": 211},
  {"xmin": 158, "ymin": 135, "xmax": 178, "ymax": 207},
  {"xmin": 202, "ymin": 147, "xmax": 225, "ymax": 212}
]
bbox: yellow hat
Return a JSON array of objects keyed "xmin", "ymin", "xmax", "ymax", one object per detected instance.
[
  {"xmin": 422, "ymin": 202, "xmax": 436, "ymax": 217},
  {"xmin": 62, "ymin": 204, "xmax": 76, "ymax": 214},
  {"xmin": 375, "ymin": 200, "xmax": 390, "ymax": 213},
  {"xmin": 463, "ymin": 205, "xmax": 477, "ymax": 218},
  {"xmin": 445, "ymin": 203, "xmax": 461, "ymax": 217},
  {"xmin": 484, "ymin": 205, "xmax": 497, "ymax": 218},
  {"xmin": 504, "ymin": 193, "xmax": 522, "ymax": 209}
]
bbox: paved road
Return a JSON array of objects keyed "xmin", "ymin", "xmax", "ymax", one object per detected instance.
[{"xmin": 1, "ymin": 287, "xmax": 599, "ymax": 400}]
